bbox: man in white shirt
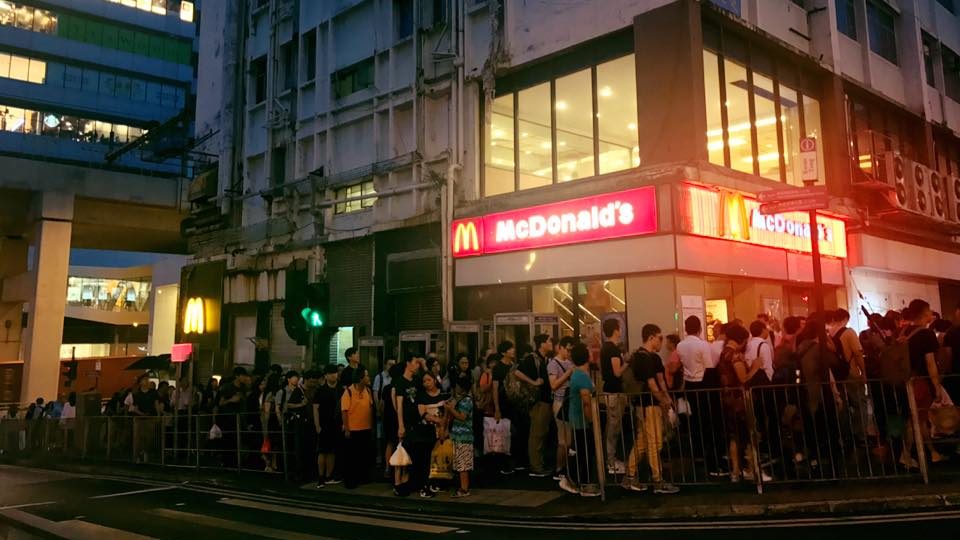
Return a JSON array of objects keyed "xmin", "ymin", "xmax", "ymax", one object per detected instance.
[
  {"xmin": 676, "ymin": 316, "xmax": 713, "ymax": 391},
  {"xmin": 745, "ymin": 320, "xmax": 774, "ymax": 384}
]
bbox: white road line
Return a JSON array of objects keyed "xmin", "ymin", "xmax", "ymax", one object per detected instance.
[
  {"xmin": 0, "ymin": 501, "xmax": 56, "ymax": 510},
  {"xmin": 218, "ymin": 497, "xmax": 459, "ymax": 534},
  {"xmin": 0, "ymin": 509, "xmax": 157, "ymax": 539},
  {"xmin": 151, "ymin": 508, "xmax": 341, "ymax": 540},
  {"xmin": 89, "ymin": 486, "xmax": 178, "ymax": 499}
]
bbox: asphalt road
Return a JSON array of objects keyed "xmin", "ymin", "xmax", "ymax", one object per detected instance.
[{"xmin": 2, "ymin": 465, "xmax": 960, "ymax": 539}]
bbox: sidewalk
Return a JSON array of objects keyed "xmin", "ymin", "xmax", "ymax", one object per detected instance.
[{"xmin": 12, "ymin": 457, "xmax": 960, "ymax": 522}]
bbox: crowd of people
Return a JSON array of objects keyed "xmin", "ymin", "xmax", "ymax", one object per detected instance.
[{"xmin": 4, "ymin": 297, "xmax": 959, "ymax": 499}]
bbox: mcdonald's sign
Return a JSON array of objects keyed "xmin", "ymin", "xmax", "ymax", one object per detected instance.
[
  {"xmin": 183, "ymin": 297, "xmax": 205, "ymax": 335},
  {"xmin": 451, "ymin": 186, "xmax": 657, "ymax": 258},
  {"xmin": 451, "ymin": 219, "xmax": 482, "ymax": 257}
]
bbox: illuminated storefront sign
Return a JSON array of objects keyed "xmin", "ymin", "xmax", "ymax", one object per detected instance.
[
  {"xmin": 452, "ymin": 186, "xmax": 657, "ymax": 257},
  {"xmin": 171, "ymin": 343, "xmax": 193, "ymax": 363},
  {"xmin": 680, "ymin": 183, "xmax": 847, "ymax": 258},
  {"xmin": 182, "ymin": 297, "xmax": 205, "ymax": 335}
]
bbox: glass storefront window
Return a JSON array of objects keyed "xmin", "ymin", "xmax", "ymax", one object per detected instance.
[
  {"xmin": 704, "ymin": 50, "xmax": 725, "ymax": 166},
  {"xmin": 778, "ymin": 74, "xmax": 801, "ymax": 186},
  {"xmin": 752, "ymin": 72, "xmax": 780, "ymax": 181},
  {"xmin": 597, "ymin": 55, "xmax": 639, "ymax": 173},
  {"xmin": 518, "ymin": 83, "xmax": 552, "ymax": 190},
  {"xmin": 483, "ymin": 53, "xmax": 638, "ymax": 197},
  {"xmin": 803, "ymin": 94, "xmax": 826, "ymax": 185},
  {"xmin": 724, "ymin": 59, "xmax": 753, "ymax": 174},
  {"xmin": 485, "ymin": 94, "xmax": 515, "ymax": 196},
  {"xmin": 531, "ymin": 279, "xmax": 626, "ymax": 341},
  {"xmin": 8, "ymin": 55, "xmax": 27, "ymax": 81},
  {"xmin": 555, "ymin": 69, "xmax": 594, "ymax": 182},
  {"xmin": 66, "ymin": 276, "xmax": 151, "ymax": 312}
]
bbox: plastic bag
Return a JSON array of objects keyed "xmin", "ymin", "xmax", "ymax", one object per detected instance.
[
  {"xmin": 260, "ymin": 437, "xmax": 272, "ymax": 454},
  {"xmin": 675, "ymin": 397, "xmax": 691, "ymax": 416},
  {"xmin": 929, "ymin": 387, "xmax": 960, "ymax": 438},
  {"xmin": 389, "ymin": 442, "xmax": 412, "ymax": 467},
  {"xmin": 208, "ymin": 423, "xmax": 222, "ymax": 440},
  {"xmin": 429, "ymin": 439, "xmax": 455, "ymax": 480},
  {"xmin": 483, "ymin": 417, "xmax": 511, "ymax": 455}
]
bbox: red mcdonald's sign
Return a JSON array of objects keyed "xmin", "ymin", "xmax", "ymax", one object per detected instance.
[{"xmin": 451, "ymin": 186, "xmax": 657, "ymax": 258}]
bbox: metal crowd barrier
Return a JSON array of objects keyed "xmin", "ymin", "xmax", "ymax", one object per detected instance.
[
  {"xmin": 598, "ymin": 377, "xmax": 945, "ymax": 493},
  {"xmin": 564, "ymin": 390, "xmax": 606, "ymax": 500}
]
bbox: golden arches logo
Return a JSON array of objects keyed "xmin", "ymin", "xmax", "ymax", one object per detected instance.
[
  {"xmin": 719, "ymin": 191, "xmax": 751, "ymax": 241},
  {"xmin": 183, "ymin": 297, "xmax": 205, "ymax": 335},
  {"xmin": 452, "ymin": 221, "xmax": 480, "ymax": 255}
]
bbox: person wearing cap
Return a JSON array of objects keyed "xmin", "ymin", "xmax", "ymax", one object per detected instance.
[{"xmin": 313, "ymin": 364, "xmax": 342, "ymax": 487}]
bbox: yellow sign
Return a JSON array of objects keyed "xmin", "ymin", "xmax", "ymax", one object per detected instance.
[
  {"xmin": 183, "ymin": 297, "xmax": 205, "ymax": 335},
  {"xmin": 452, "ymin": 220, "xmax": 481, "ymax": 256}
]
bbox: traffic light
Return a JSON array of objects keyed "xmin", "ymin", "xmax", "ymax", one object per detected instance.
[{"xmin": 302, "ymin": 282, "xmax": 329, "ymax": 330}]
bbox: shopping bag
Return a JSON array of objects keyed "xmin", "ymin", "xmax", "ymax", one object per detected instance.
[
  {"xmin": 389, "ymin": 442, "xmax": 412, "ymax": 467},
  {"xmin": 208, "ymin": 423, "xmax": 222, "ymax": 440},
  {"xmin": 428, "ymin": 439, "xmax": 455, "ymax": 480},
  {"xmin": 929, "ymin": 388, "xmax": 960, "ymax": 438},
  {"xmin": 260, "ymin": 437, "xmax": 272, "ymax": 454},
  {"xmin": 675, "ymin": 397, "xmax": 691, "ymax": 416},
  {"xmin": 483, "ymin": 417, "xmax": 511, "ymax": 455}
]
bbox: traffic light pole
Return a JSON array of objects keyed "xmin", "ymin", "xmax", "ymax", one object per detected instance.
[{"xmin": 804, "ymin": 179, "xmax": 829, "ymax": 365}]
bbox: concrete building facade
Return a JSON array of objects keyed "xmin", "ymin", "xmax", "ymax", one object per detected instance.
[
  {"xmin": 0, "ymin": 0, "xmax": 197, "ymax": 403},
  {"xmin": 189, "ymin": 0, "xmax": 960, "ymax": 372}
]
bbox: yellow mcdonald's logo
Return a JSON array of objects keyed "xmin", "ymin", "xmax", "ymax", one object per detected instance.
[
  {"xmin": 452, "ymin": 221, "xmax": 480, "ymax": 255},
  {"xmin": 719, "ymin": 191, "xmax": 750, "ymax": 241},
  {"xmin": 183, "ymin": 297, "xmax": 205, "ymax": 335}
]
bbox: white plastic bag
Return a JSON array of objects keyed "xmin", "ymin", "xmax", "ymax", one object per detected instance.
[
  {"xmin": 389, "ymin": 442, "xmax": 412, "ymax": 467},
  {"xmin": 208, "ymin": 423, "xmax": 222, "ymax": 440},
  {"xmin": 483, "ymin": 417, "xmax": 511, "ymax": 455},
  {"xmin": 675, "ymin": 397, "xmax": 691, "ymax": 416}
]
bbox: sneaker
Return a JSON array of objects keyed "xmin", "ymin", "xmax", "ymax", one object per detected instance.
[
  {"xmin": 514, "ymin": 465, "xmax": 527, "ymax": 471},
  {"xmin": 419, "ymin": 489, "xmax": 436, "ymax": 498},
  {"xmin": 708, "ymin": 469, "xmax": 730, "ymax": 478},
  {"xmin": 558, "ymin": 477, "xmax": 580, "ymax": 495},
  {"xmin": 326, "ymin": 478, "xmax": 342, "ymax": 485},
  {"xmin": 451, "ymin": 489, "xmax": 471, "ymax": 498},
  {"xmin": 428, "ymin": 485, "xmax": 442, "ymax": 494},
  {"xmin": 315, "ymin": 479, "xmax": 326, "ymax": 489},
  {"xmin": 730, "ymin": 472, "xmax": 741, "ymax": 483},
  {"xmin": 552, "ymin": 470, "xmax": 566, "ymax": 481},
  {"xmin": 653, "ymin": 483, "xmax": 680, "ymax": 494},
  {"xmin": 742, "ymin": 470, "xmax": 773, "ymax": 482},
  {"xmin": 528, "ymin": 471, "xmax": 551, "ymax": 478},
  {"xmin": 621, "ymin": 478, "xmax": 648, "ymax": 492},
  {"xmin": 607, "ymin": 460, "xmax": 626, "ymax": 475},
  {"xmin": 580, "ymin": 484, "xmax": 601, "ymax": 497},
  {"xmin": 499, "ymin": 468, "xmax": 514, "ymax": 476}
]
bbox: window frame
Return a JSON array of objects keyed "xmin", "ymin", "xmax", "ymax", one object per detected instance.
[
  {"xmin": 334, "ymin": 180, "xmax": 377, "ymax": 214},
  {"xmin": 836, "ymin": 0, "xmax": 857, "ymax": 40},
  {"xmin": 866, "ymin": 1, "xmax": 898, "ymax": 65}
]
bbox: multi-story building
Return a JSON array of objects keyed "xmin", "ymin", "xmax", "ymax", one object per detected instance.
[
  {"xmin": 0, "ymin": 0, "xmax": 197, "ymax": 403},
  {"xmin": 190, "ymin": 0, "xmax": 960, "ymax": 373}
]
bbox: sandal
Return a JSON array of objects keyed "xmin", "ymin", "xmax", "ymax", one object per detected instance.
[{"xmin": 452, "ymin": 489, "xmax": 471, "ymax": 498}]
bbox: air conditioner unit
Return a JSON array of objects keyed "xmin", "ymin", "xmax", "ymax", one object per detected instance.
[
  {"xmin": 929, "ymin": 170, "xmax": 948, "ymax": 221},
  {"xmin": 878, "ymin": 151, "xmax": 909, "ymax": 210},
  {"xmin": 906, "ymin": 160, "xmax": 933, "ymax": 216},
  {"xmin": 947, "ymin": 175, "xmax": 960, "ymax": 224}
]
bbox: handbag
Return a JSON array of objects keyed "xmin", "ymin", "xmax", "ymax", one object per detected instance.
[
  {"xmin": 483, "ymin": 416, "xmax": 511, "ymax": 455},
  {"xmin": 389, "ymin": 442, "xmax": 412, "ymax": 467},
  {"xmin": 428, "ymin": 438, "xmax": 455, "ymax": 480}
]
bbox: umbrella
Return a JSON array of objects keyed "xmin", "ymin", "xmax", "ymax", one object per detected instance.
[{"xmin": 124, "ymin": 354, "xmax": 172, "ymax": 371}]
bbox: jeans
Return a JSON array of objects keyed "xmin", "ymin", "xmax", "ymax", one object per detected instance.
[
  {"xmin": 528, "ymin": 401, "xmax": 553, "ymax": 473},
  {"xmin": 604, "ymin": 394, "xmax": 626, "ymax": 463},
  {"xmin": 404, "ymin": 426, "xmax": 436, "ymax": 493},
  {"xmin": 626, "ymin": 405, "xmax": 664, "ymax": 482}
]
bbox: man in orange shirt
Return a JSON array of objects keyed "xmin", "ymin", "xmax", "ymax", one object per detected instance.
[{"xmin": 341, "ymin": 365, "xmax": 374, "ymax": 489}]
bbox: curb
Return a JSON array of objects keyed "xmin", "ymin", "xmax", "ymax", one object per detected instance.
[{"xmin": 12, "ymin": 459, "xmax": 960, "ymax": 523}]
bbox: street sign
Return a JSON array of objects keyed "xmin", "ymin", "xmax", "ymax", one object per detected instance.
[
  {"xmin": 757, "ymin": 185, "xmax": 828, "ymax": 203},
  {"xmin": 800, "ymin": 136, "xmax": 818, "ymax": 183},
  {"xmin": 758, "ymin": 196, "xmax": 829, "ymax": 215}
]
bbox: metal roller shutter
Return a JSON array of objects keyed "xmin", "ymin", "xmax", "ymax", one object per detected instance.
[
  {"xmin": 325, "ymin": 238, "xmax": 373, "ymax": 328},
  {"xmin": 395, "ymin": 290, "xmax": 442, "ymax": 331},
  {"xmin": 270, "ymin": 302, "xmax": 304, "ymax": 369}
]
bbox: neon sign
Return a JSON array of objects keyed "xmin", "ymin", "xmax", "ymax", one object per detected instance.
[
  {"xmin": 183, "ymin": 297, "xmax": 205, "ymax": 335},
  {"xmin": 451, "ymin": 187, "xmax": 657, "ymax": 257},
  {"xmin": 680, "ymin": 183, "xmax": 846, "ymax": 258}
]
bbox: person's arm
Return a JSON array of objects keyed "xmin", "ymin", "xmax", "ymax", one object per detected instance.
[
  {"xmin": 927, "ymin": 352, "xmax": 942, "ymax": 390},
  {"xmin": 444, "ymin": 399, "xmax": 467, "ymax": 422},
  {"xmin": 492, "ymin": 379, "xmax": 502, "ymax": 421},
  {"xmin": 579, "ymin": 387, "xmax": 593, "ymax": 422},
  {"xmin": 513, "ymin": 362, "xmax": 540, "ymax": 386},
  {"xmin": 394, "ymin": 388, "xmax": 405, "ymax": 438},
  {"xmin": 549, "ymin": 364, "xmax": 573, "ymax": 391},
  {"xmin": 341, "ymin": 392, "xmax": 351, "ymax": 438},
  {"xmin": 761, "ymin": 343, "xmax": 774, "ymax": 378},
  {"xmin": 611, "ymin": 355, "xmax": 624, "ymax": 378},
  {"xmin": 646, "ymin": 373, "xmax": 672, "ymax": 409},
  {"xmin": 734, "ymin": 359, "xmax": 760, "ymax": 385},
  {"xmin": 312, "ymin": 402, "xmax": 321, "ymax": 434}
]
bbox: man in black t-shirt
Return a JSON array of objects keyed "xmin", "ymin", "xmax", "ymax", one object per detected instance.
[
  {"xmin": 393, "ymin": 354, "xmax": 425, "ymax": 496},
  {"xmin": 904, "ymin": 299, "xmax": 944, "ymax": 464},
  {"xmin": 128, "ymin": 374, "xmax": 160, "ymax": 463},
  {"xmin": 600, "ymin": 318, "xmax": 626, "ymax": 472},
  {"xmin": 313, "ymin": 365, "xmax": 342, "ymax": 487},
  {"xmin": 339, "ymin": 347, "xmax": 360, "ymax": 389},
  {"xmin": 522, "ymin": 334, "xmax": 553, "ymax": 477}
]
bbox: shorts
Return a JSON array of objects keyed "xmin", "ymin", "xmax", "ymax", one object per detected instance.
[
  {"xmin": 453, "ymin": 441, "xmax": 474, "ymax": 472},
  {"xmin": 553, "ymin": 400, "xmax": 572, "ymax": 447},
  {"xmin": 317, "ymin": 425, "xmax": 339, "ymax": 453}
]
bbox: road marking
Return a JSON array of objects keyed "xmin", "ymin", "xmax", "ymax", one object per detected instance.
[
  {"xmin": 151, "ymin": 509, "xmax": 340, "ymax": 540},
  {"xmin": 0, "ymin": 501, "xmax": 56, "ymax": 510},
  {"xmin": 89, "ymin": 486, "xmax": 178, "ymax": 499},
  {"xmin": 0, "ymin": 509, "xmax": 157, "ymax": 539},
  {"xmin": 218, "ymin": 498, "xmax": 458, "ymax": 534}
]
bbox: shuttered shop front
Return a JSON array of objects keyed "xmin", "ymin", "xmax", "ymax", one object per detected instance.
[{"xmin": 325, "ymin": 238, "xmax": 373, "ymax": 328}]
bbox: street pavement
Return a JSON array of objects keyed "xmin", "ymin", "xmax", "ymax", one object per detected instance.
[{"xmin": 3, "ymin": 465, "xmax": 960, "ymax": 539}]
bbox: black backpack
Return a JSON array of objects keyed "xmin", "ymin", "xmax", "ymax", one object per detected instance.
[{"xmin": 830, "ymin": 328, "xmax": 852, "ymax": 381}]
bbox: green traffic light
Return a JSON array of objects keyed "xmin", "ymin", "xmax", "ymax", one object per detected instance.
[{"xmin": 309, "ymin": 311, "xmax": 323, "ymax": 328}]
